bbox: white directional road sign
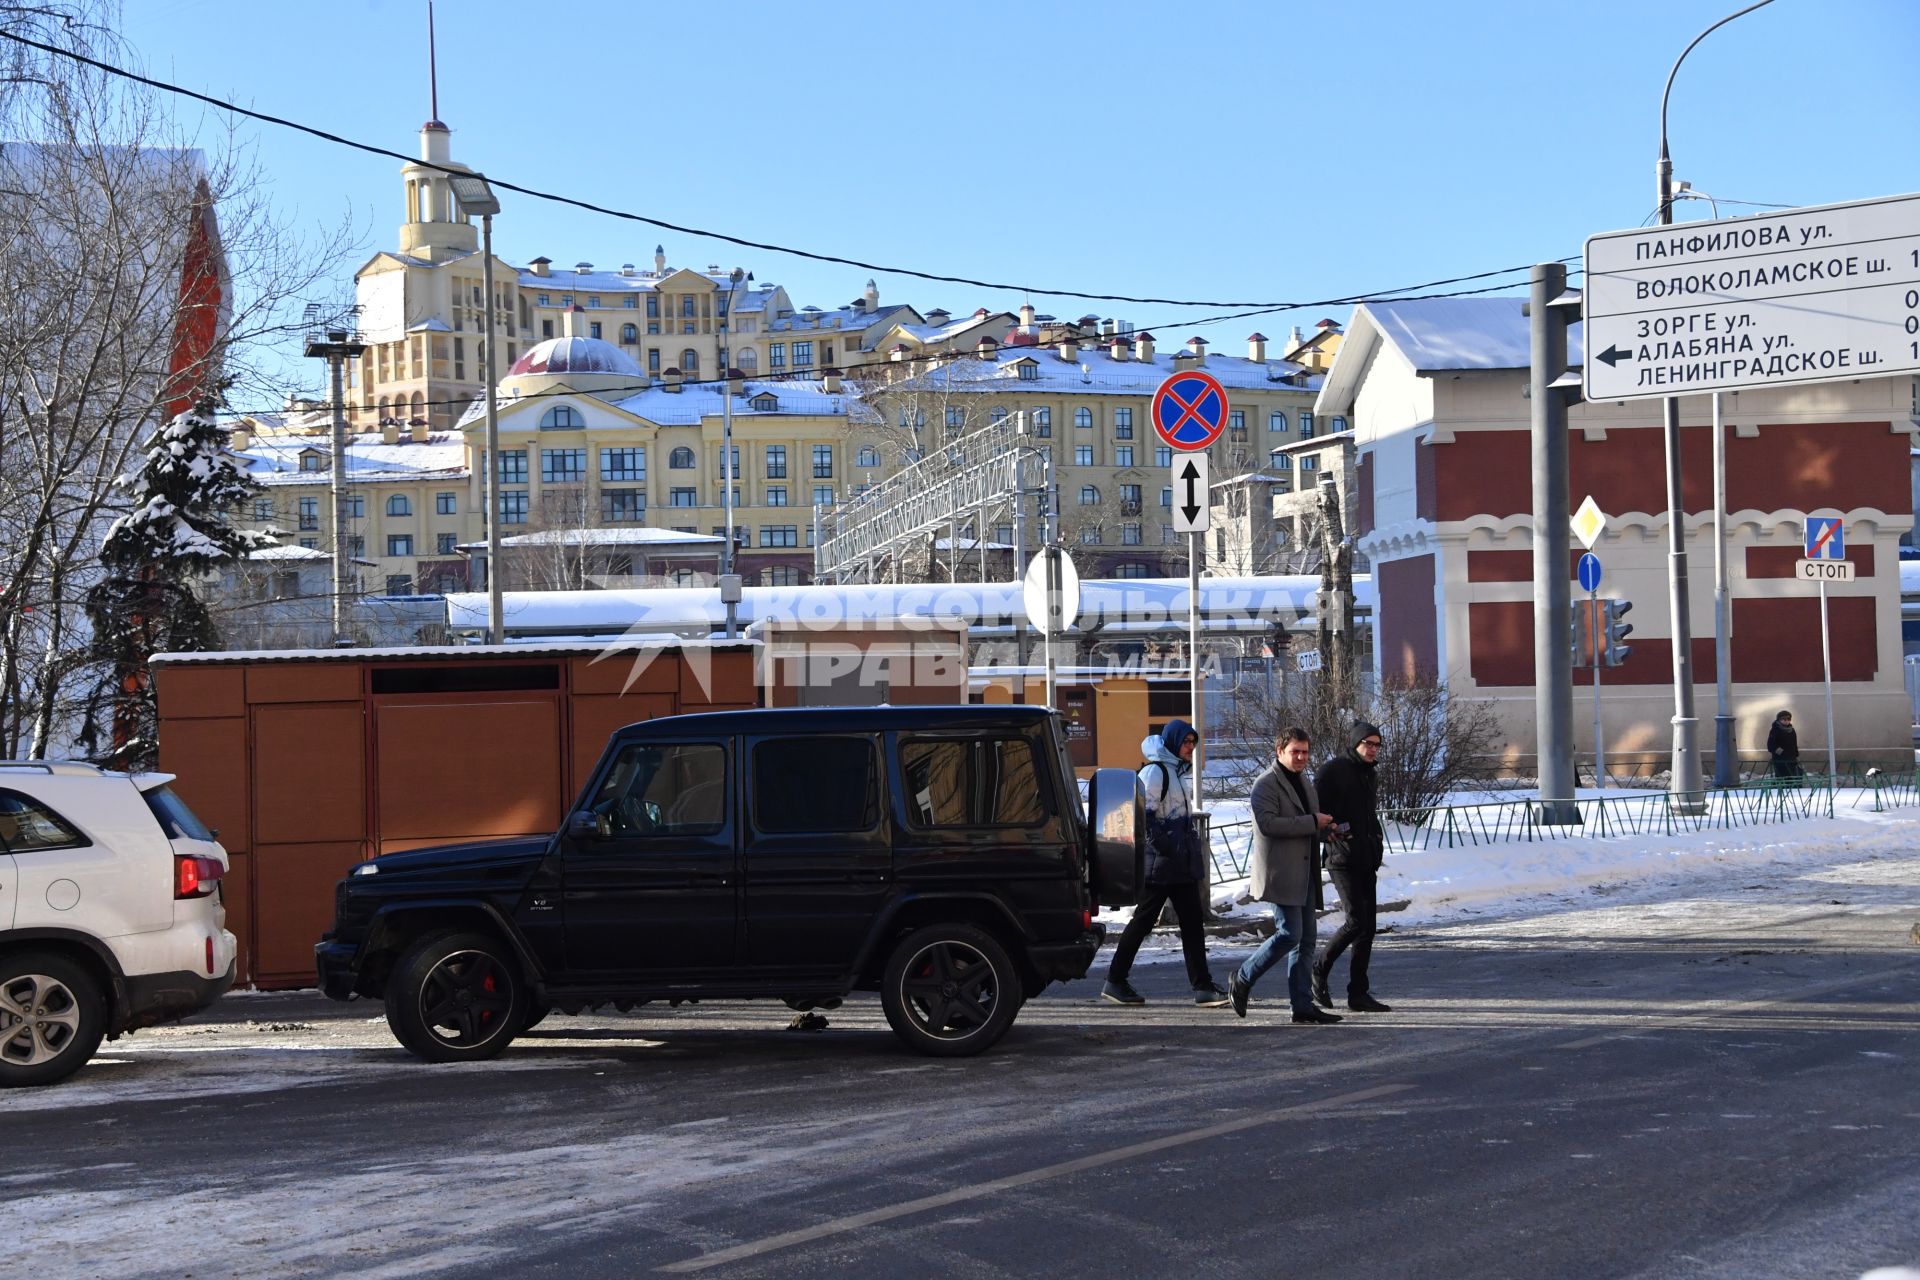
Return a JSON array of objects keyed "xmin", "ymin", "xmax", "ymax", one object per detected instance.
[
  {"xmin": 1170, "ymin": 452, "xmax": 1210, "ymax": 534},
  {"xmin": 1584, "ymin": 191, "xmax": 1920, "ymax": 402}
]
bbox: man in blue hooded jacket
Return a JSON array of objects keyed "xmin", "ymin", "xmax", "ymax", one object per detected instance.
[{"xmin": 1101, "ymin": 718, "xmax": 1231, "ymax": 1007}]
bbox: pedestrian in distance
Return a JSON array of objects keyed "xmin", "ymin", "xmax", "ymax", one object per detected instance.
[
  {"xmin": 1229, "ymin": 728, "xmax": 1343, "ymax": 1024},
  {"xmin": 1102, "ymin": 718, "xmax": 1232, "ymax": 1008},
  {"xmin": 1312, "ymin": 722, "xmax": 1392, "ymax": 1013},
  {"xmin": 1767, "ymin": 710, "xmax": 1801, "ymax": 782}
]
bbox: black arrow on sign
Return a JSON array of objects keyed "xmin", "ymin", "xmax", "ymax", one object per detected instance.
[
  {"xmin": 1180, "ymin": 457, "xmax": 1202, "ymax": 524},
  {"xmin": 1597, "ymin": 343, "xmax": 1633, "ymax": 367}
]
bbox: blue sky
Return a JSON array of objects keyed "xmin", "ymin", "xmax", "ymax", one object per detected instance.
[{"xmin": 118, "ymin": 0, "xmax": 1920, "ymax": 396}]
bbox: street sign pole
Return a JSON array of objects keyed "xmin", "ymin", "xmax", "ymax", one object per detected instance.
[
  {"xmin": 1590, "ymin": 588, "xmax": 1605, "ymax": 791},
  {"xmin": 1180, "ymin": 532, "xmax": 1208, "ymax": 811},
  {"xmin": 1154, "ymin": 370, "xmax": 1228, "ymax": 818},
  {"xmin": 1819, "ymin": 576, "xmax": 1836, "ymax": 791}
]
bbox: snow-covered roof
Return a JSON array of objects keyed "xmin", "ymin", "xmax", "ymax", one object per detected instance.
[
  {"xmin": 442, "ymin": 574, "xmax": 1375, "ymax": 637},
  {"xmin": 508, "ymin": 336, "xmax": 643, "ymax": 378},
  {"xmin": 609, "ymin": 378, "xmax": 856, "ymax": 427},
  {"xmin": 246, "ymin": 545, "xmax": 331, "ymax": 561},
  {"xmin": 515, "ymin": 268, "xmax": 775, "ymax": 296},
  {"xmin": 149, "ymin": 639, "xmax": 758, "ymax": 666},
  {"xmin": 1360, "ymin": 297, "xmax": 1586, "ymax": 373},
  {"xmin": 460, "ymin": 528, "xmax": 726, "ymax": 549},
  {"xmin": 238, "ymin": 430, "xmax": 468, "ymax": 486},
  {"xmin": 905, "ymin": 345, "xmax": 1319, "ymax": 399},
  {"xmin": 766, "ymin": 302, "xmax": 911, "ymax": 341},
  {"xmin": 407, "ymin": 318, "xmax": 453, "ymax": 334}
]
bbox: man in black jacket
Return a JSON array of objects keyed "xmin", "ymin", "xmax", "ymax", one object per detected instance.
[{"xmin": 1311, "ymin": 721, "xmax": 1391, "ymax": 1012}]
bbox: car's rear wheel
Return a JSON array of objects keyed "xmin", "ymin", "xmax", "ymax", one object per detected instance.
[
  {"xmin": 385, "ymin": 931, "xmax": 527, "ymax": 1064},
  {"xmin": 880, "ymin": 924, "xmax": 1022, "ymax": 1058},
  {"xmin": 0, "ymin": 952, "xmax": 107, "ymax": 1088}
]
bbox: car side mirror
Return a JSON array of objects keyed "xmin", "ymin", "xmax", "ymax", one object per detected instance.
[{"xmin": 568, "ymin": 811, "xmax": 610, "ymax": 841}]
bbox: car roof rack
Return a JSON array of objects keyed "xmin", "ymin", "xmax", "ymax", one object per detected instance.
[{"xmin": 0, "ymin": 760, "xmax": 104, "ymax": 776}]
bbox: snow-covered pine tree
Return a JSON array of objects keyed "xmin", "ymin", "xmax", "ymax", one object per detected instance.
[{"xmin": 81, "ymin": 396, "xmax": 276, "ymax": 768}]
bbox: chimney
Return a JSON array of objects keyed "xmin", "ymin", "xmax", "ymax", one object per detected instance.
[
  {"xmin": 382, "ymin": 422, "xmax": 400, "ymax": 446},
  {"xmin": 822, "ymin": 367, "xmax": 842, "ymax": 393},
  {"xmin": 564, "ymin": 305, "xmax": 586, "ymax": 338},
  {"xmin": 620, "ymin": 263, "xmax": 636, "ymax": 277},
  {"xmin": 662, "ymin": 366, "xmax": 682, "ymax": 392},
  {"xmin": 1060, "ymin": 335, "xmax": 1079, "ymax": 362},
  {"xmin": 528, "ymin": 257, "xmax": 551, "ymax": 278},
  {"xmin": 1247, "ymin": 332, "xmax": 1268, "ymax": 363},
  {"xmin": 1019, "ymin": 302, "xmax": 1036, "ymax": 331},
  {"xmin": 575, "ymin": 262, "xmax": 593, "ymax": 276},
  {"xmin": 229, "ymin": 426, "xmax": 251, "ymax": 451},
  {"xmin": 1289, "ymin": 325, "xmax": 1306, "ymax": 350},
  {"xmin": 975, "ymin": 335, "xmax": 999, "ymax": 360},
  {"xmin": 410, "ymin": 421, "xmax": 429, "ymax": 444},
  {"xmin": 864, "ymin": 278, "xmax": 880, "ymax": 313},
  {"xmin": 1133, "ymin": 331, "xmax": 1155, "ymax": 362},
  {"xmin": 726, "ymin": 366, "xmax": 745, "ymax": 394},
  {"xmin": 927, "ymin": 308, "xmax": 950, "ymax": 326},
  {"xmin": 1101, "ymin": 318, "xmax": 1117, "ymax": 340},
  {"xmin": 1316, "ymin": 318, "xmax": 1340, "ymax": 332},
  {"xmin": 1185, "ymin": 336, "xmax": 1209, "ymax": 366},
  {"xmin": 1108, "ymin": 335, "xmax": 1128, "ymax": 362}
]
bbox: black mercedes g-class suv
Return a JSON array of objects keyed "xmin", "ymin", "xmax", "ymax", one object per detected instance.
[{"xmin": 318, "ymin": 705, "xmax": 1144, "ymax": 1059}]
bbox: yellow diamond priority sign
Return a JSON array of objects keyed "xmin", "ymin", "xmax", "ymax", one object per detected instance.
[{"xmin": 1571, "ymin": 496, "xmax": 1607, "ymax": 550}]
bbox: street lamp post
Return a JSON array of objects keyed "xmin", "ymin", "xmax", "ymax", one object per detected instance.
[
  {"xmin": 1655, "ymin": 0, "xmax": 1775, "ymax": 806},
  {"xmin": 446, "ymin": 173, "xmax": 504, "ymax": 644}
]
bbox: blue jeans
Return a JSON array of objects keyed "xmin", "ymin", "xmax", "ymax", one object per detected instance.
[{"xmin": 1237, "ymin": 903, "xmax": 1318, "ymax": 1014}]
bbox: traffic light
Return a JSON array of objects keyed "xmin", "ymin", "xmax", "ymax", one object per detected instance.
[
  {"xmin": 1603, "ymin": 598, "xmax": 1633, "ymax": 667},
  {"xmin": 1571, "ymin": 598, "xmax": 1600, "ymax": 669}
]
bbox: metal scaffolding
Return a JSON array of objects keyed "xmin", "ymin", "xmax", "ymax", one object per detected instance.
[{"xmin": 813, "ymin": 412, "xmax": 1050, "ymax": 584}]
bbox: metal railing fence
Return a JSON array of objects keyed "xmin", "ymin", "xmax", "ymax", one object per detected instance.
[{"xmin": 1202, "ymin": 771, "xmax": 1918, "ymax": 881}]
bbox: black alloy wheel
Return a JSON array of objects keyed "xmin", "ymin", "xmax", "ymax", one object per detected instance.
[
  {"xmin": 385, "ymin": 931, "xmax": 527, "ymax": 1064},
  {"xmin": 880, "ymin": 924, "xmax": 1022, "ymax": 1058}
]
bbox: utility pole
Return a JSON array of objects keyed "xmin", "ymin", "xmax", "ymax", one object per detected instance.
[
  {"xmin": 720, "ymin": 268, "xmax": 743, "ymax": 637},
  {"xmin": 1527, "ymin": 263, "xmax": 1579, "ymax": 824},
  {"xmin": 304, "ymin": 328, "xmax": 366, "ymax": 646},
  {"xmin": 1315, "ymin": 475, "xmax": 1354, "ymax": 710}
]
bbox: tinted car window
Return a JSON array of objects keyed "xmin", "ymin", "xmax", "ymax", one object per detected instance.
[
  {"xmin": 753, "ymin": 736, "xmax": 880, "ymax": 834},
  {"xmin": 592, "ymin": 743, "xmax": 726, "ymax": 836},
  {"xmin": 144, "ymin": 785, "xmax": 214, "ymax": 841},
  {"xmin": 899, "ymin": 737, "xmax": 1049, "ymax": 828},
  {"xmin": 0, "ymin": 790, "xmax": 86, "ymax": 852}
]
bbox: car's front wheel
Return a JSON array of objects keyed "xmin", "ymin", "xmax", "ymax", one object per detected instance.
[
  {"xmin": 880, "ymin": 924, "xmax": 1022, "ymax": 1058},
  {"xmin": 0, "ymin": 952, "xmax": 107, "ymax": 1088},
  {"xmin": 385, "ymin": 931, "xmax": 527, "ymax": 1064}
]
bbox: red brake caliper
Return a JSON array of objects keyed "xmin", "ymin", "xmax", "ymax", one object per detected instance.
[{"xmin": 481, "ymin": 972, "xmax": 496, "ymax": 1025}]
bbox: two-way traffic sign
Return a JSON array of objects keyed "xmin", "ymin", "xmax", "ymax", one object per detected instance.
[{"xmin": 1170, "ymin": 453, "xmax": 1210, "ymax": 534}]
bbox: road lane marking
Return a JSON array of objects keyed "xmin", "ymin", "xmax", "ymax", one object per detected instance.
[
  {"xmin": 1553, "ymin": 960, "xmax": 1919, "ymax": 1050},
  {"xmin": 656, "ymin": 1081, "xmax": 1416, "ymax": 1273}
]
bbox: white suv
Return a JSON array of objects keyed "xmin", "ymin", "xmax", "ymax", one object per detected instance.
[{"xmin": 0, "ymin": 762, "xmax": 236, "ymax": 1087}]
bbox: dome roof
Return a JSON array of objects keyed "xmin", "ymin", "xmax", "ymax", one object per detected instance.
[{"xmin": 507, "ymin": 336, "xmax": 643, "ymax": 379}]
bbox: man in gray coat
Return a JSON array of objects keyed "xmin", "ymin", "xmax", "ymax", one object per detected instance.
[{"xmin": 1229, "ymin": 727, "xmax": 1343, "ymax": 1023}]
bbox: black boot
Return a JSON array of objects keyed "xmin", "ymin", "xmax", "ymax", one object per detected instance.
[
  {"xmin": 1291, "ymin": 1006, "xmax": 1344, "ymax": 1024},
  {"xmin": 1347, "ymin": 993, "xmax": 1392, "ymax": 1012},
  {"xmin": 1310, "ymin": 961, "xmax": 1332, "ymax": 1009}
]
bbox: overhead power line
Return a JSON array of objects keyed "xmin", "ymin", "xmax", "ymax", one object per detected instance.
[
  {"xmin": 2, "ymin": 29, "xmax": 1560, "ymax": 310},
  {"xmin": 222, "ymin": 270, "xmax": 1581, "ymax": 422}
]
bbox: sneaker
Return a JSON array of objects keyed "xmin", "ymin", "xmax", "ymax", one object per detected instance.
[
  {"xmin": 1193, "ymin": 981, "xmax": 1231, "ymax": 1008},
  {"xmin": 1101, "ymin": 978, "xmax": 1146, "ymax": 1006},
  {"xmin": 1347, "ymin": 993, "xmax": 1392, "ymax": 1013},
  {"xmin": 1229, "ymin": 971, "xmax": 1250, "ymax": 1019},
  {"xmin": 1310, "ymin": 964, "xmax": 1333, "ymax": 1009},
  {"xmin": 1291, "ymin": 1007, "xmax": 1344, "ymax": 1024}
]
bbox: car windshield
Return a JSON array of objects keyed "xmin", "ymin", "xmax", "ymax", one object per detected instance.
[{"xmin": 145, "ymin": 784, "xmax": 214, "ymax": 841}]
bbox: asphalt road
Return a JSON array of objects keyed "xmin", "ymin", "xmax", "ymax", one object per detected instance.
[{"xmin": 5, "ymin": 855, "xmax": 1917, "ymax": 1280}]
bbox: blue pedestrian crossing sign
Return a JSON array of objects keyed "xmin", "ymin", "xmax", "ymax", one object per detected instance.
[
  {"xmin": 1804, "ymin": 517, "xmax": 1845, "ymax": 560},
  {"xmin": 1577, "ymin": 552, "xmax": 1603, "ymax": 593}
]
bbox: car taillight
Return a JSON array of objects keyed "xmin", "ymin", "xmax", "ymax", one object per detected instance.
[
  {"xmin": 175, "ymin": 855, "xmax": 224, "ymax": 900},
  {"xmin": 1082, "ymin": 909, "xmax": 1093, "ymax": 930}
]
